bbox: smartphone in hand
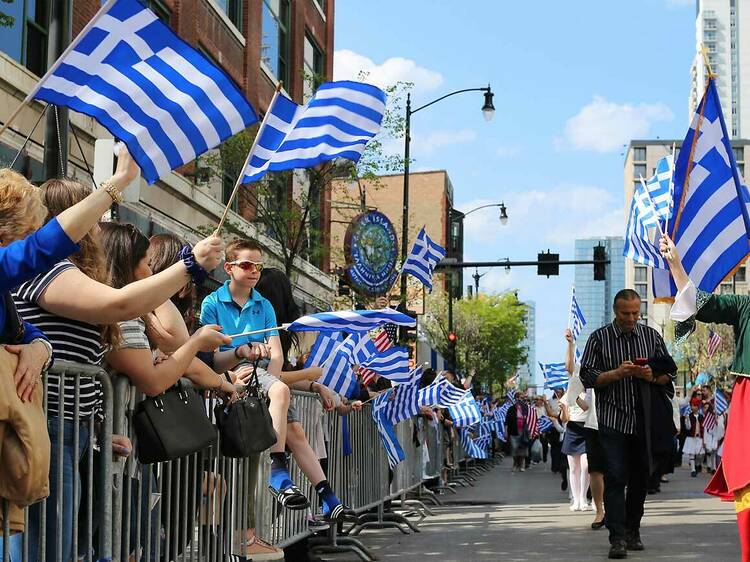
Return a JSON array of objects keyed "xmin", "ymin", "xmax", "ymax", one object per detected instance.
[{"xmin": 634, "ymin": 358, "xmax": 649, "ymax": 366}]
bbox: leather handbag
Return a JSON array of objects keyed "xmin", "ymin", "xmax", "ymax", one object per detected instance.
[
  {"xmin": 133, "ymin": 379, "xmax": 217, "ymax": 464},
  {"xmin": 214, "ymin": 361, "xmax": 276, "ymax": 458}
]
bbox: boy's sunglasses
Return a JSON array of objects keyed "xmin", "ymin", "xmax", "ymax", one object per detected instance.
[{"xmin": 228, "ymin": 260, "xmax": 264, "ymax": 272}]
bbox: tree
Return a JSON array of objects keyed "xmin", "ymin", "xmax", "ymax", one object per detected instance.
[
  {"xmin": 0, "ymin": 0, "xmax": 14, "ymax": 28},
  {"xmin": 423, "ymin": 291, "xmax": 528, "ymax": 388},
  {"xmin": 666, "ymin": 319, "xmax": 735, "ymax": 390}
]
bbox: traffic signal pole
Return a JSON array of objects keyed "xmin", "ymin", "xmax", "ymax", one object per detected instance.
[{"xmin": 436, "ymin": 258, "xmax": 610, "ymax": 269}]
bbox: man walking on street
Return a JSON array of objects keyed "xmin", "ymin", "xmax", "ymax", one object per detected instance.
[{"xmin": 580, "ymin": 289, "xmax": 676, "ymax": 559}]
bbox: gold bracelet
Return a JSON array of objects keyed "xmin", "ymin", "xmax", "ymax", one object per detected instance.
[{"xmin": 100, "ymin": 180, "xmax": 124, "ymax": 204}]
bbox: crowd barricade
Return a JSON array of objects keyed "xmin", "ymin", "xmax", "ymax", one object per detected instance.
[{"xmin": 1, "ymin": 360, "xmax": 496, "ymax": 562}]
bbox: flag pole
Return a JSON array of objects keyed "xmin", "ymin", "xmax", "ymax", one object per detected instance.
[
  {"xmin": 215, "ymin": 82, "xmax": 283, "ymax": 235},
  {"xmin": 227, "ymin": 324, "xmax": 290, "ymax": 339},
  {"xmin": 665, "ymin": 142, "xmax": 676, "ymax": 236},
  {"xmin": 0, "ymin": 0, "xmax": 118, "ymax": 139}
]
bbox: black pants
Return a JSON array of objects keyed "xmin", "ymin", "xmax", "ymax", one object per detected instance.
[{"xmin": 599, "ymin": 425, "xmax": 649, "ymax": 544}]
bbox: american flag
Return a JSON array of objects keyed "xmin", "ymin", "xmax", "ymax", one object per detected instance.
[
  {"xmin": 707, "ymin": 330, "xmax": 722, "ymax": 359},
  {"xmin": 358, "ymin": 329, "xmax": 392, "ymax": 386},
  {"xmin": 525, "ymin": 404, "xmax": 539, "ymax": 440},
  {"xmin": 703, "ymin": 409, "xmax": 717, "ymax": 433}
]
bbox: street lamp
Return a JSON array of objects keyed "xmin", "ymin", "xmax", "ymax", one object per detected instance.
[
  {"xmin": 461, "ymin": 202, "xmax": 509, "ymax": 224},
  {"xmin": 400, "ymin": 84, "xmax": 496, "ymax": 305}
]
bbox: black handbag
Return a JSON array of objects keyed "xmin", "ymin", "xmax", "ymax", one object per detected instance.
[
  {"xmin": 133, "ymin": 379, "xmax": 217, "ymax": 464},
  {"xmin": 214, "ymin": 361, "xmax": 277, "ymax": 458}
]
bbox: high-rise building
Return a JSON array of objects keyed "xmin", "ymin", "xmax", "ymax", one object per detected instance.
[
  {"xmin": 622, "ymin": 140, "xmax": 750, "ymax": 333},
  {"xmin": 516, "ymin": 300, "xmax": 536, "ymax": 387},
  {"xmin": 690, "ymin": 0, "xmax": 750, "ymax": 137},
  {"xmin": 574, "ymin": 238, "xmax": 625, "ymax": 348}
]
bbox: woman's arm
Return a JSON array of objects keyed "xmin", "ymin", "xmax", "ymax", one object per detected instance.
[
  {"xmin": 277, "ymin": 367, "xmax": 323, "ymax": 385},
  {"xmin": 559, "ymin": 402, "xmax": 570, "ymax": 424},
  {"xmin": 182, "ymin": 356, "xmax": 236, "ymax": 394},
  {"xmin": 39, "ymin": 250, "xmax": 220, "ymax": 325},
  {"xmin": 564, "ymin": 329, "xmax": 576, "ymax": 374},
  {"xmin": 146, "ymin": 299, "xmax": 191, "ymax": 353},
  {"xmin": 575, "ymin": 395, "xmax": 590, "ymax": 412},
  {"xmin": 106, "ymin": 325, "xmax": 230, "ymax": 396}
]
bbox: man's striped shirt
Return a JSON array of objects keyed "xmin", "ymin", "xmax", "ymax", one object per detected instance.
[{"xmin": 580, "ymin": 321, "xmax": 675, "ymax": 435}]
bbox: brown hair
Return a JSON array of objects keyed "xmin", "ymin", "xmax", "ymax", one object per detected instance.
[
  {"xmin": 99, "ymin": 223, "xmax": 151, "ymax": 289},
  {"xmin": 225, "ymin": 238, "xmax": 263, "ymax": 262},
  {"xmin": 148, "ymin": 233, "xmax": 197, "ymax": 331},
  {"xmin": 40, "ymin": 178, "xmax": 120, "ymax": 347},
  {"xmin": 0, "ymin": 168, "xmax": 47, "ymax": 243}
]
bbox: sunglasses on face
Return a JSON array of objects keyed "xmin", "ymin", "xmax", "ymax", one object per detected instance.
[{"xmin": 228, "ymin": 260, "xmax": 264, "ymax": 272}]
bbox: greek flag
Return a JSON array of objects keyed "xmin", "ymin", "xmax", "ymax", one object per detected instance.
[
  {"xmin": 383, "ymin": 366, "xmax": 423, "ymax": 424},
  {"xmin": 27, "ymin": 0, "xmax": 257, "ymax": 184},
  {"xmin": 372, "ymin": 409, "xmax": 406, "ymax": 468},
  {"xmin": 358, "ymin": 346, "xmax": 411, "ymax": 385},
  {"xmin": 459, "ymin": 428, "xmax": 488, "ymax": 460},
  {"xmin": 304, "ymin": 331, "xmax": 344, "ymax": 368},
  {"xmin": 318, "ymin": 333, "xmax": 376, "ymax": 397},
  {"xmin": 624, "ymin": 181, "xmax": 669, "ymax": 269},
  {"xmin": 537, "ymin": 416, "xmax": 553, "ymax": 434},
  {"xmin": 286, "ymin": 308, "xmax": 416, "ymax": 333},
  {"xmin": 401, "ymin": 227, "xmax": 447, "ymax": 291},
  {"xmin": 540, "ymin": 362, "xmax": 569, "ymax": 390},
  {"xmin": 448, "ymin": 392, "xmax": 482, "ymax": 427},
  {"xmin": 569, "ymin": 287, "xmax": 586, "ymax": 341},
  {"xmin": 644, "ymin": 154, "xmax": 675, "ymax": 222},
  {"xmin": 241, "ymin": 81, "xmax": 386, "ymax": 184},
  {"xmin": 494, "ymin": 401, "xmax": 512, "ymax": 441},
  {"xmin": 654, "ymin": 78, "xmax": 750, "ymax": 297},
  {"xmin": 418, "ymin": 375, "xmax": 466, "ymax": 408},
  {"xmin": 715, "ymin": 389, "xmax": 729, "ymax": 415}
]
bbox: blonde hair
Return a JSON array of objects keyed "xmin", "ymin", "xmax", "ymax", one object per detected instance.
[
  {"xmin": 0, "ymin": 168, "xmax": 47, "ymax": 243},
  {"xmin": 40, "ymin": 178, "xmax": 121, "ymax": 348}
]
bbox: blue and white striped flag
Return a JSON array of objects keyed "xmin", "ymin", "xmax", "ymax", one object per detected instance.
[
  {"xmin": 654, "ymin": 78, "xmax": 750, "ymax": 297},
  {"xmin": 715, "ymin": 389, "xmax": 729, "ymax": 415},
  {"xmin": 624, "ymin": 181, "xmax": 669, "ymax": 269},
  {"xmin": 372, "ymin": 409, "xmax": 406, "ymax": 468},
  {"xmin": 459, "ymin": 428, "xmax": 488, "ymax": 459},
  {"xmin": 304, "ymin": 331, "xmax": 344, "ymax": 368},
  {"xmin": 419, "ymin": 375, "xmax": 466, "ymax": 408},
  {"xmin": 494, "ymin": 401, "xmax": 512, "ymax": 441},
  {"xmin": 358, "ymin": 346, "xmax": 411, "ymax": 385},
  {"xmin": 537, "ymin": 416, "xmax": 553, "ymax": 434},
  {"xmin": 241, "ymin": 80, "xmax": 386, "ymax": 184},
  {"xmin": 27, "ymin": 0, "xmax": 257, "ymax": 184},
  {"xmin": 539, "ymin": 362, "xmax": 569, "ymax": 390},
  {"xmin": 569, "ymin": 287, "xmax": 586, "ymax": 341},
  {"xmin": 447, "ymin": 392, "xmax": 482, "ymax": 427},
  {"xmin": 401, "ymin": 227, "xmax": 446, "ymax": 292},
  {"xmin": 643, "ymin": 154, "xmax": 675, "ymax": 222},
  {"xmin": 286, "ymin": 308, "xmax": 416, "ymax": 333},
  {"xmin": 383, "ymin": 366, "xmax": 423, "ymax": 424},
  {"xmin": 318, "ymin": 333, "xmax": 376, "ymax": 397}
]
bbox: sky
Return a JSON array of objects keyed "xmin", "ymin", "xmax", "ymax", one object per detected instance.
[{"xmin": 333, "ymin": 0, "xmax": 697, "ymax": 383}]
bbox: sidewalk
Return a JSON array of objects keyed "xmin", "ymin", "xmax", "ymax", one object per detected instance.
[{"xmin": 347, "ymin": 460, "xmax": 739, "ymax": 561}]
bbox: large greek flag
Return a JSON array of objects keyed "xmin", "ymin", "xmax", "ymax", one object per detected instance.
[
  {"xmin": 654, "ymin": 78, "xmax": 750, "ymax": 297},
  {"xmin": 241, "ymin": 81, "xmax": 386, "ymax": 184},
  {"xmin": 401, "ymin": 227, "xmax": 447, "ymax": 291},
  {"xmin": 286, "ymin": 308, "xmax": 416, "ymax": 333},
  {"xmin": 27, "ymin": 0, "xmax": 257, "ymax": 184},
  {"xmin": 623, "ymin": 180, "xmax": 669, "ymax": 269},
  {"xmin": 540, "ymin": 362, "xmax": 569, "ymax": 390}
]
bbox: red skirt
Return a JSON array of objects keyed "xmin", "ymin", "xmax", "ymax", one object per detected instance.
[{"xmin": 706, "ymin": 377, "xmax": 750, "ymax": 501}]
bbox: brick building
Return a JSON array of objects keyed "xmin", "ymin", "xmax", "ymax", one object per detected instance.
[{"xmin": 0, "ymin": 0, "xmax": 335, "ymax": 308}]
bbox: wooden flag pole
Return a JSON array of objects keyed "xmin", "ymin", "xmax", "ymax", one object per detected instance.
[
  {"xmin": 665, "ymin": 142, "xmax": 676, "ymax": 235},
  {"xmin": 215, "ymin": 82, "xmax": 284, "ymax": 235},
  {"xmin": 700, "ymin": 42, "xmax": 716, "ymax": 79}
]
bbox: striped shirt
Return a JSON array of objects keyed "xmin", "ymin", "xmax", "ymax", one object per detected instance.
[
  {"xmin": 13, "ymin": 260, "xmax": 105, "ymax": 421},
  {"xmin": 580, "ymin": 321, "xmax": 675, "ymax": 435}
]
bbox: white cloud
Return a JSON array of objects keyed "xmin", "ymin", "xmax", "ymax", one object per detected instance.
[
  {"xmin": 665, "ymin": 0, "xmax": 694, "ymax": 6},
  {"xmin": 496, "ymin": 145, "xmax": 520, "ymax": 158},
  {"xmin": 411, "ymin": 129, "xmax": 477, "ymax": 156},
  {"xmin": 333, "ymin": 49, "xmax": 444, "ymax": 96},
  {"xmin": 559, "ymin": 96, "xmax": 674, "ymax": 153}
]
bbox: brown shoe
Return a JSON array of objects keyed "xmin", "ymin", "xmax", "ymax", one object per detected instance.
[{"xmin": 234, "ymin": 535, "xmax": 284, "ymax": 561}]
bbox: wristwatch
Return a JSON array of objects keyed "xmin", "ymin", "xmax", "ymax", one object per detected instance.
[{"xmin": 31, "ymin": 338, "xmax": 53, "ymax": 371}]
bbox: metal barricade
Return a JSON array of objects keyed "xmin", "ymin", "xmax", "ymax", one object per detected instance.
[{"xmin": 1, "ymin": 360, "xmax": 114, "ymax": 562}]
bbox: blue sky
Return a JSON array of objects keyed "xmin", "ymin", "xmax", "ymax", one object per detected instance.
[{"xmin": 334, "ymin": 0, "xmax": 696, "ymax": 384}]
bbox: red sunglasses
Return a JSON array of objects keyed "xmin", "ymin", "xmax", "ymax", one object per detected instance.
[{"xmin": 228, "ymin": 260, "xmax": 264, "ymax": 272}]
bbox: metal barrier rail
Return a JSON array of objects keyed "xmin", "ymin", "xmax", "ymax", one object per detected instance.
[{"xmin": 2, "ymin": 360, "xmax": 496, "ymax": 562}]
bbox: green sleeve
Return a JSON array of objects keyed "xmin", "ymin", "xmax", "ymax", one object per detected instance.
[{"xmin": 695, "ymin": 292, "xmax": 747, "ymax": 327}]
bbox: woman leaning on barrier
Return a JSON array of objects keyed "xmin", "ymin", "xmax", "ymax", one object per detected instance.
[{"xmin": 8, "ymin": 156, "xmax": 226, "ymax": 562}]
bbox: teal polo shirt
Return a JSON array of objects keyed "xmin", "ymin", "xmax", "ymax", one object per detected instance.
[{"xmin": 200, "ymin": 281, "xmax": 279, "ymax": 351}]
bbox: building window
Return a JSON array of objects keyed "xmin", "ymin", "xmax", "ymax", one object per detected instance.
[
  {"xmin": 261, "ymin": 0, "xmax": 290, "ymax": 83},
  {"xmin": 640, "ymin": 301, "xmax": 648, "ymax": 321},
  {"xmin": 633, "ymin": 164, "xmax": 647, "ymax": 179},
  {"xmin": 0, "ymin": 0, "xmax": 50, "ymax": 77},
  {"xmin": 634, "ymin": 266, "xmax": 647, "ymax": 283},
  {"xmin": 635, "ymin": 283, "xmax": 648, "ymax": 301},
  {"xmin": 312, "ymin": 0, "xmax": 325, "ymax": 14},
  {"xmin": 633, "ymin": 147, "xmax": 646, "ymax": 162},
  {"xmin": 735, "ymin": 266, "xmax": 746, "ymax": 283},
  {"xmin": 215, "ymin": 0, "xmax": 242, "ymax": 32},
  {"xmin": 734, "ymin": 146, "xmax": 744, "ymax": 163},
  {"xmin": 303, "ymin": 34, "xmax": 325, "ymax": 101},
  {"xmin": 145, "ymin": 0, "xmax": 172, "ymax": 24},
  {"xmin": 721, "ymin": 283, "xmax": 734, "ymax": 294}
]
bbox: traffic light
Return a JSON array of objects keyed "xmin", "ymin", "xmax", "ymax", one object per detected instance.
[
  {"xmin": 537, "ymin": 251, "xmax": 559, "ymax": 277},
  {"xmin": 396, "ymin": 302, "xmax": 418, "ymax": 342},
  {"xmin": 593, "ymin": 245, "xmax": 607, "ymax": 281}
]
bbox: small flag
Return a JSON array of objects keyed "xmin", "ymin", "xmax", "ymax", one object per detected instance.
[
  {"xmin": 707, "ymin": 330, "xmax": 722, "ymax": 359},
  {"xmin": 623, "ymin": 181, "xmax": 669, "ymax": 269},
  {"xmin": 241, "ymin": 80, "xmax": 386, "ymax": 184},
  {"xmin": 358, "ymin": 346, "xmax": 411, "ymax": 385},
  {"xmin": 494, "ymin": 401, "xmax": 513, "ymax": 442},
  {"xmin": 537, "ymin": 416, "xmax": 553, "ymax": 434},
  {"xmin": 287, "ymin": 308, "xmax": 416, "ymax": 333},
  {"xmin": 28, "ymin": 0, "xmax": 258, "ymax": 183},
  {"xmin": 715, "ymin": 389, "xmax": 729, "ymax": 415},
  {"xmin": 525, "ymin": 405, "xmax": 539, "ymax": 440},
  {"xmin": 358, "ymin": 329, "xmax": 392, "ymax": 386},
  {"xmin": 569, "ymin": 287, "xmax": 587, "ymax": 342},
  {"xmin": 539, "ymin": 362, "xmax": 569, "ymax": 390},
  {"xmin": 401, "ymin": 227, "xmax": 447, "ymax": 291},
  {"xmin": 318, "ymin": 333, "xmax": 376, "ymax": 397},
  {"xmin": 382, "ymin": 366, "xmax": 423, "ymax": 424},
  {"xmin": 643, "ymin": 154, "xmax": 675, "ymax": 222},
  {"xmin": 653, "ymin": 78, "xmax": 750, "ymax": 298},
  {"xmin": 459, "ymin": 428, "xmax": 488, "ymax": 459},
  {"xmin": 372, "ymin": 409, "xmax": 406, "ymax": 468},
  {"xmin": 418, "ymin": 375, "xmax": 466, "ymax": 408},
  {"xmin": 703, "ymin": 409, "xmax": 717, "ymax": 433},
  {"xmin": 447, "ymin": 392, "xmax": 482, "ymax": 427},
  {"xmin": 304, "ymin": 331, "xmax": 344, "ymax": 368}
]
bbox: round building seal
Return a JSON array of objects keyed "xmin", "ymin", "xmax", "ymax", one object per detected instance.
[{"xmin": 344, "ymin": 211, "xmax": 399, "ymax": 296}]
